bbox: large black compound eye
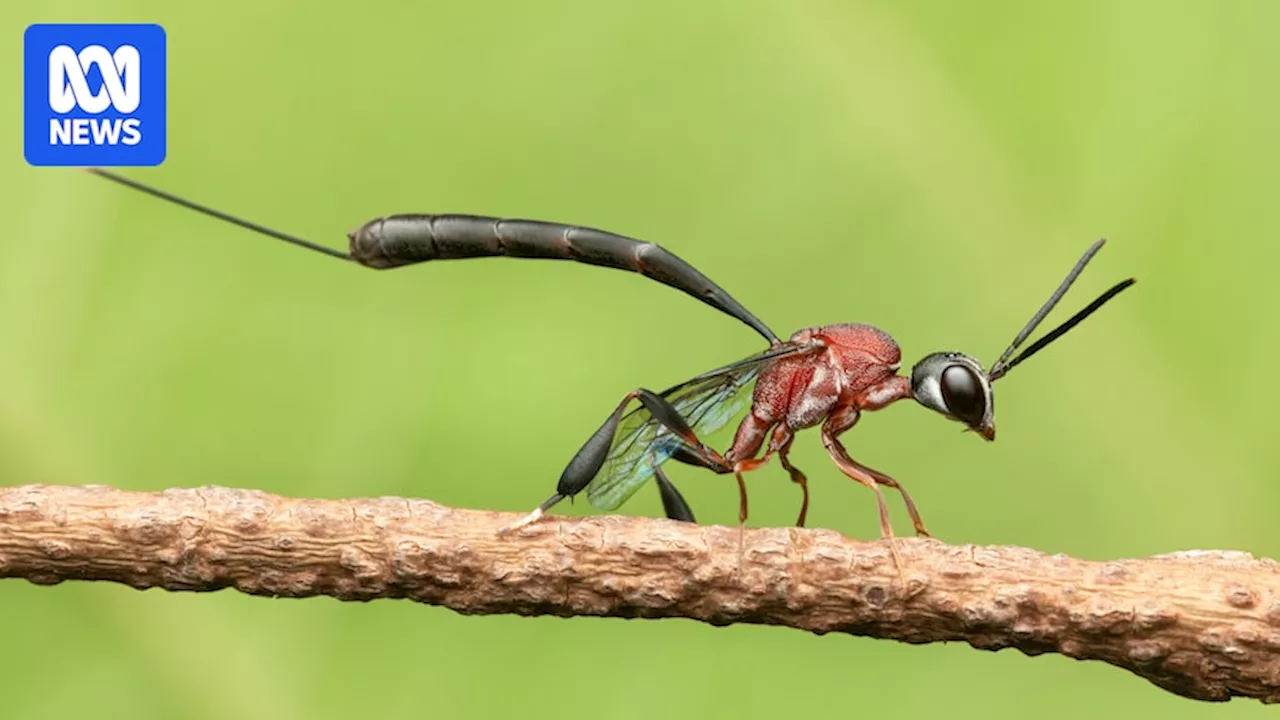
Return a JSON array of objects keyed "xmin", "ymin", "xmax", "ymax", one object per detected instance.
[{"xmin": 940, "ymin": 364, "xmax": 986, "ymax": 425}]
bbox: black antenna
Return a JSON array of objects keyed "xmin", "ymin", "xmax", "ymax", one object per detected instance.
[
  {"xmin": 991, "ymin": 239, "xmax": 1104, "ymax": 371},
  {"xmin": 988, "ymin": 240, "xmax": 1134, "ymax": 381},
  {"xmin": 989, "ymin": 278, "xmax": 1134, "ymax": 380},
  {"xmin": 86, "ymin": 168, "xmax": 353, "ymax": 262}
]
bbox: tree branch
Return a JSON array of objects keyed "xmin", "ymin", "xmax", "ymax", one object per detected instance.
[{"xmin": 0, "ymin": 484, "xmax": 1276, "ymax": 702}]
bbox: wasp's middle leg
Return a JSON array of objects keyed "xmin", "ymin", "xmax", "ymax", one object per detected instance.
[{"xmin": 761, "ymin": 424, "xmax": 810, "ymax": 527}]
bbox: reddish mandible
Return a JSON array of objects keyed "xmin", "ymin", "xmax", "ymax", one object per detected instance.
[{"xmin": 87, "ymin": 168, "xmax": 1134, "ymax": 540}]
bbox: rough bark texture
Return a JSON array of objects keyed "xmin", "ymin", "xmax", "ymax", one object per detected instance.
[{"xmin": 0, "ymin": 483, "xmax": 1276, "ymax": 703}]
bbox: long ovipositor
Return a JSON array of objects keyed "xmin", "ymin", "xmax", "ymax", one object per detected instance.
[{"xmin": 347, "ymin": 214, "xmax": 778, "ymax": 344}]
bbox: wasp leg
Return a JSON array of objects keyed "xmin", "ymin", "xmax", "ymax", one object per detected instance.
[
  {"xmin": 653, "ymin": 466, "xmax": 696, "ymax": 522},
  {"xmin": 819, "ymin": 406, "xmax": 905, "ymax": 574},
  {"xmin": 503, "ymin": 388, "xmax": 732, "ymax": 533}
]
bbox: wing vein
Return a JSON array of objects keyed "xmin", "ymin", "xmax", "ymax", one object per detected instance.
[{"xmin": 583, "ymin": 340, "xmax": 822, "ymax": 511}]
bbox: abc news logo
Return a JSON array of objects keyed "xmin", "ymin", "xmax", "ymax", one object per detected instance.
[
  {"xmin": 48, "ymin": 44, "xmax": 143, "ymax": 146},
  {"xmin": 24, "ymin": 24, "xmax": 167, "ymax": 167}
]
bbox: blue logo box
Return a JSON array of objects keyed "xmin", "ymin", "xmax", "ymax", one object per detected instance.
[{"xmin": 24, "ymin": 23, "xmax": 167, "ymax": 167}]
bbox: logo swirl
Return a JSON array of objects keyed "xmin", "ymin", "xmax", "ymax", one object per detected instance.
[{"xmin": 47, "ymin": 44, "xmax": 140, "ymax": 114}]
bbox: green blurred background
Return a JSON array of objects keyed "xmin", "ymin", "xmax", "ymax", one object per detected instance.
[{"xmin": 3, "ymin": 0, "xmax": 1277, "ymax": 717}]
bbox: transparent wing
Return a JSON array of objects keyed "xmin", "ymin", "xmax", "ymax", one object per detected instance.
[{"xmin": 585, "ymin": 340, "xmax": 822, "ymax": 511}]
